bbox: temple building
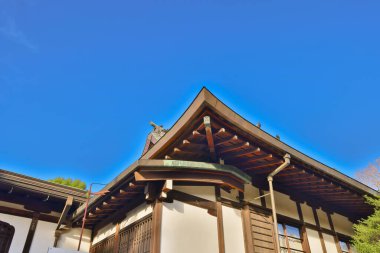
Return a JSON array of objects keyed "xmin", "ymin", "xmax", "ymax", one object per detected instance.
[{"xmin": 0, "ymin": 88, "xmax": 378, "ymax": 253}]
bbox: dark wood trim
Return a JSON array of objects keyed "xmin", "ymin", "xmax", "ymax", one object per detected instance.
[
  {"xmin": 327, "ymin": 213, "xmax": 343, "ymax": 253},
  {"xmin": 241, "ymin": 204, "xmax": 254, "ymax": 253},
  {"xmin": 56, "ymin": 196, "xmax": 73, "ymax": 230},
  {"xmin": 296, "ymin": 202, "xmax": 311, "ymax": 253},
  {"xmin": 312, "ymin": 208, "xmax": 327, "ymax": 253},
  {"xmin": 215, "ymin": 186, "xmax": 225, "ymax": 253},
  {"xmin": 296, "ymin": 202, "xmax": 310, "ymax": 253},
  {"xmin": 113, "ymin": 223, "xmax": 120, "ymax": 253},
  {"xmin": 258, "ymin": 189, "xmax": 267, "ymax": 208},
  {"xmin": 150, "ymin": 199, "xmax": 162, "ymax": 253},
  {"xmin": 22, "ymin": 212, "xmax": 39, "ymax": 253},
  {"xmin": 0, "ymin": 205, "xmax": 58, "ymax": 223}
]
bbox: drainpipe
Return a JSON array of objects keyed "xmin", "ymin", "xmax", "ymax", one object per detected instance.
[{"xmin": 268, "ymin": 153, "xmax": 291, "ymax": 253}]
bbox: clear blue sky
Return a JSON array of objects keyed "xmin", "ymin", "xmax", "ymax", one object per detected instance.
[{"xmin": 1, "ymin": 0, "xmax": 379, "ymax": 189}]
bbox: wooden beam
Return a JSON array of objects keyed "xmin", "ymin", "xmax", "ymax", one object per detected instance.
[
  {"xmin": 223, "ymin": 147, "xmax": 261, "ymax": 160},
  {"xmin": 233, "ymin": 154, "xmax": 273, "ymax": 166},
  {"xmin": 22, "ymin": 212, "xmax": 39, "ymax": 253},
  {"xmin": 204, "ymin": 116, "xmax": 217, "ymax": 161},
  {"xmin": 215, "ymin": 135, "xmax": 238, "ymax": 147},
  {"xmin": 56, "ymin": 196, "xmax": 73, "ymax": 230},
  {"xmin": 219, "ymin": 142, "xmax": 250, "ymax": 155},
  {"xmin": 312, "ymin": 208, "xmax": 327, "ymax": 253},
  {"xmin": 244, "ymin": 160, "xmax": 284, "ymax": 171}
]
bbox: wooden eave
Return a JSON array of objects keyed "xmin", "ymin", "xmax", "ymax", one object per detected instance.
[
  {"xmin": 0, "ymin": 169, "xmax": 87, "ymax": 202},
  {"xmin": 139, "ymin": 88, "xmax": 378, "ymax": 220},
  {"xmin": 70, "ymin": 159, "xmax": 249, "ymax": 227}
]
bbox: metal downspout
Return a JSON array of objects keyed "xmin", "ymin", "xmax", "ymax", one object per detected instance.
[{"xmin": 267, "ymin": 154, "xmax": 291, "ymax": 253}]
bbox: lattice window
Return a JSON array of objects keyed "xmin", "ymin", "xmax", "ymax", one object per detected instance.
[
  {"xmin": 90, "ymin": 215, "xmax": 152, "ymax": 253},
  {"xmin": 118, "ymin": 215, "xmax": 152, "ymax": 253},
  {"xmin": 90, "ymin": 235, "xmax": 115, "ymax": 253},
  {"xmin": 339, "ymin": 240, "xmax": 350, "ymax": 253}
]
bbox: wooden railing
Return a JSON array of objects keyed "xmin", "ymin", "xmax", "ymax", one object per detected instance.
[{"xmin": 90, "ymin": 215, "xmax": 152, "ymax": 253}]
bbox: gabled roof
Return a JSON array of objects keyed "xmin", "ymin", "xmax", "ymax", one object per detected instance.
[
  {"xmin": 142, "ymin": 88, "xmax": 377, "ymax": 195},
  {"xmin": 71, "ymin": 87, "xmax": 378, "ymax": 226}
]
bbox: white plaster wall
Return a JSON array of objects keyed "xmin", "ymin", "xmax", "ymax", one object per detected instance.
[
  {"xmin": 301, "ymin": 203, "xmax": 316, "ymax": 225},
  {"xmin": 92, "ymin": 203, "xmax": 153, "ymax": 244},
  {"xmin": 30, "ymin": 220, "xmax": 57, "ymax": 253},
  {"xmin": 0, "ymin": 212, "xmax": 31, "ymax": 253},
  {"xmin": 173, "ymin": 185, "xmax": 216, "ymax": 201},
  {"xmin": 243, "ymin": 184, "xmax": 261, "ymax": 206},
  {"xmin": 322, "ymin": 233, "xmax": 338, "ymax": 253},
  {"xmin": 306, "ymin": 228, "xmax": 323, "ymax": 253},
  {"xmin": 57, "ymin": 228, "xmax": 91, "ymax": 252},
  {"xmin": 221, "ymin": 188, "xmax": 239, "ymax": 203},
  {"xmin": 222, "ymin": 206, "xmax": 245, "ymax": 253},
  {"xmin": 317, "ymin": 209, "xmax": 331, "ymax": 230},
  {"xmin": 331, "ymin": 213, "xmax": 354, "ymax": 236},
  {"xmin": 265, "ymin": 191, "xmax": 299, "ymax": 220},
  {"xmin": 161, "ymin": 200, "xmax": 219, "ymax": 253}
]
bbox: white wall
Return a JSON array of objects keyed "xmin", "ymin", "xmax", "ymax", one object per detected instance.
[
  {"xmin": 30, "ymin": 220, "xmax": 57, "ymax": 253},
  {"xmin": 265, "ymin": 190, "xmax": 299, "ymax": 220},
  {"xmin": 173, "ymin": 185, "xmax": 216, "ymax": 201},
  {"xmin": 331, "ymin": 213, "xmax": 354, "ymax": 236},
  {"xmin": 161, "ymin": 200, "xmax": 219, "ymax": 253},
  {"xmin": 243, "ymin": 184, "xmax": 261, "ymax": 206},
  {"xmin": 317, "ymin": 209, "xmax": 331, "ymax": 230},
  {"xmin": 301, "ymin": 203, "xmax": 316, "ymax": 225},
  {"xmin": 0, "ymin": 213, "xmax": 31, "ymax": 253},
  {"xmin": 322, "ymin": 233, "xmax": 338, "ymax": 253},
  {"xmin": 57, "ymin": 228, "xmax": 91, "ymax": 252},
  {"xmin": 221, "ymin": 188, "xmax": 239, "ymax": 203},
  {"xmin": 306, "ymin": 228, "xmax": 323, "ymax": 253},
  {"xmin": 222, "ymin": 206, "xmax": 245, "ymax": 253},
  {"xmin": 92, "ymin": 203, "xmax": 153, "ymax": 244}
]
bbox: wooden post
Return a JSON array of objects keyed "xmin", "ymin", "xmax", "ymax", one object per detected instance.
[
  {"xmin": 241, "ymin": 204, "xmax": 254, "ymax": 253},
  {"xmin": 296, "ymin": 202, "xmax": 311, "ymax": 253},
  {"xmin": 113, "ymin": 223, "xmax": 120, "ymax": 253},
  {"xmin": 312, "ymin": 208, "xmax": 327, "ymax": 253},
  {"xmin": 215, "ymin": 186, "xmax": 225, "ymax": 253},
  {"xmin": 150, "ymin": 199, "xmax": 162, "ymax": 253},
  {"xmin": 23, "ymin": 212, "xmax": 39, "ymax": 253},
  {"xmin": 327, "ymin": 213, "xmax": 343, "ymax": 253}
]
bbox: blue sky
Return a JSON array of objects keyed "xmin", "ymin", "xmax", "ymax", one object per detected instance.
[{"xmin": 0, "ymin": 0, "xmax": 379, "ymax": 189}]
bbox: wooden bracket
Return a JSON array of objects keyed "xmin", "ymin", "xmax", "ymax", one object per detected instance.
[{"xmin": 204, "ymin": 116, "xmax": 217, "ymax": 162}]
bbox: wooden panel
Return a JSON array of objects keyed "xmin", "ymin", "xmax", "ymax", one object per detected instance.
[{"xmin": 250, "ymin": 208, "xmax": 276, "ymax": 253}]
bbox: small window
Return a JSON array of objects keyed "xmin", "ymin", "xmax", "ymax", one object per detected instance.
[
  {"xmin": 278, "ymin": 223, "xmax": 304, "ymax": 253},
  {"xmin": 339, "ymin": 240, "xmax": 350, "ymax": 253}
]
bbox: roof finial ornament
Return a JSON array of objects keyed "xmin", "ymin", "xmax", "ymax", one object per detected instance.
[
  {"xmin": 150, "ymin": 121, "xmax": 165, "ymax": 134},
  {"xmin": 257, "ymin": 122, "xmax": 261, "ymax": 128},
  {"xmin": 276, "ymin": 134, "xmax": 281, "ymax": 140}
]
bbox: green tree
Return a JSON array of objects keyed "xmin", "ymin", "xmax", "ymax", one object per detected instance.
[
  {"xmin": 48, "ymin": 177, "xmax": 87, "ymax": 190},
  {"xmin": 352, "ymin": 195, "xmax": 380, "ymax": 253}
]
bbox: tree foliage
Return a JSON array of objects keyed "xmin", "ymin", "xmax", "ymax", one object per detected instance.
[
  {"xmin": 352, "ymin": 196, "xmax": 380, "ymax": 253},
  {"xmin": 48, "ymin": 177, "xmax": 87, "ymax": 190}
]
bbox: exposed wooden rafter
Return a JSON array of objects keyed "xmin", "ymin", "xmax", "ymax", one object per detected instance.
[{"xmin": 204, "ymin": 116, "xmax": 217, "ymax": 162}]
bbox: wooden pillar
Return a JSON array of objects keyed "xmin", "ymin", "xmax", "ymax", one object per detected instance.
[
  {"xmin": 241, "ymin": 204, "xmax": 254, "ymax": 253},
  {"xmin": 215, "ymin": 186, "xmax": 225, "ymax": 253},
  {"xmin": 150, "ymin": 199, "xmax": 162, "ymax": 253},
  {"xmin": 22, "ymin": 212, "xmax": 39, "ymax": 253},
  {"xmin": 327, "ymin": 213, "xmax": 343, "ymax": 253},
  {"xmin": 312, "ymin": 208, "xmax": 327, "ymax": 253},
  {"xmin": 296, "ymin": 202, "xmax": 311, "ymax": 253},
  {"xmin": 113, "ymin": 223, "xmax": 120, "ymax": 253}
]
